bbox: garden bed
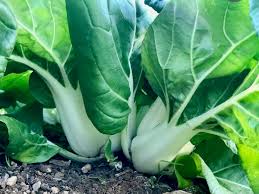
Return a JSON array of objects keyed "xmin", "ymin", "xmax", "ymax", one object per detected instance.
[{"xmin": 0, "ymin": 156, "xmax": 207, "ymax": 194}]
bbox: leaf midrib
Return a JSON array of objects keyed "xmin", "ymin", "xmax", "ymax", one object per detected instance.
[{"xmin": 170, "ymin": 31, "xmax": 257, "ymax": 126}]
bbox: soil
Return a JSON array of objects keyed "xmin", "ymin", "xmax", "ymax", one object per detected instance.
[{"xmin": 0, "ymin": 155, "xmax": 209, "ymax": 194}]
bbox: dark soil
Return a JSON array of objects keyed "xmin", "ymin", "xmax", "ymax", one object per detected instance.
[{"xmin": 0, "ymin": 156, "xmax": 208, "ymax": 194}]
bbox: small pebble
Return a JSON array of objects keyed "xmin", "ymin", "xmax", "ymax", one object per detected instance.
[
  {"xmin": 41, "ymin": 183, "xmax": 51, "ymax": 191},
  {"xmin": 54, "ymin": 172, "xmax": 64, "ymax": 180},
  {"xmin": 114, "ymin": 161, "xmax": 123, "ymax": 171},
  {"xmin": 32, "ymin": 181, "xmax": 41, "ymax": 192},
  {"xmin": 62, "ymin": 191, "xmax": 69, "ymax": 194},
  {"xmin": 51, "ymin": 186, "xmax": 60, "ymax": 194},
  {"xmin": 81, "ymin": 164, "xmax": 92, "ymax": 174},
  {"xmin": 6, "ymin": 176, "xmax": 17, "ymax": 187},
  {"xmin": 10, "ymin": 161, "xmax": 18, "ymax": 168},
  {"xmin": 39, "ymin": 165, "xmax": 52, "ymax": 173},
  {"xmin": 0, "ymin": 173, "xmax": 9, "ymax": 188}
]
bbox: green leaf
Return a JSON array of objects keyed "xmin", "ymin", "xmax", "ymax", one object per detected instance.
[
  {"xmin": 8, "ymin": 103, "xmax": 43, "ymax": 134},
  {"xmin": 66, "ymin": 0, "xmax": 136, "ymax": 134},
  {"xmin": 0, "ymin": 71, "xmax": 34, "ymax": 103},
  {"xmin": 0, "ymin": 0, "xmax": 16, "ymax": 78},
  {"xmin": 5, "ymin": 0, "xmax": 71, "ymax": 65},
  {"xmin": 182, "ymin": 72, "xmax": 247, "ymax": 123},
  {"xmin": 215, "ymin": 65, "xmax": 259, "ymax": 193},
  {"xmin": 29, "ymin": 72, "xmax": 55, "ymax": 108},
  {"xmin": 196, "ymin": 154, "xmax": 233, "ymax": 194},
  {"xmin": 142, "ymin": 0, "xmax": 259, "ymax": 124},
  {"xmin": 144, "ymin": 0, "xmax": 168, "ymax": 12},
  {"xmin": 131, "ymin": 0, "xmax": 259, "ymax": 175},
  {"xmin": 238, "ymin": 144, "xmax": 259, "ymax": 193},
  {"xmin": 0, "ymin": 0, "xmax": 16, "ymax": 57},
  {"xmin": 104, "ymin": 139, "xmax": 117, "ymax": 163},
  {"xmin": 175, "ymin": 154, "xmax": 201, "ymax": 188},
  {"xmin": 0, "ymin": 116, "xmax": 59, "ymax": 163},
  {"xmin": 195, "ymin": 137, "xmax": 253, "ymax": 194}
]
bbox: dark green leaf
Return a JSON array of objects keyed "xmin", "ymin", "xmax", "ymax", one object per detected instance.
[{"xmin": 66, "ymin": 0, "xmax": 136, "ymax": 134}]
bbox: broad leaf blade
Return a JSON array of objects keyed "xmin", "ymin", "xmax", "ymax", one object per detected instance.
[
  {"xmin": 0, "ymin": 71, "xmax": 34, "ymax": 104},
  {"xmin": 66, "ymin": 0, "xmax": 136, "ymax": 134},
  {"xmin": 5, "ymin": 0, "xmax": 71, "ymax": 65},
  {"xmin": 195, "ymin": 137, "xmax": 253, "ymax": 194},
  {"xmin": 0, "ymin": 116, "xmax": 59, "ymax": 163},
  {"xmin": 142, "ymin": 0, "xmax": 259, "ymax": 124},
  {"xmin": 0, "ymin": 0, "xmax": 16, "ymax": 77},
  {"xmin": 0, "ymin": 0, "xmax": 16, "ymax": 57}
]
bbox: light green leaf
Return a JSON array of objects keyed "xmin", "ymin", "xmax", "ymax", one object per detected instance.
[
  {"xmin": 66, "ymin": 0, "xmax": 136, "ymax": 134},
  {"xmin": 0, "ymin": 71, "xmax": 34, "ymax": 103},
  {"xmin": 104, "ymin": 139, "xmax": 117, "ymax": 163},
  {"xmin": 215, "ymin": 65, "xmax": 259, "ymax": 193},
  {"xmin": 5, "ymin": 0, "xmax": 71, "ymax": 65}
]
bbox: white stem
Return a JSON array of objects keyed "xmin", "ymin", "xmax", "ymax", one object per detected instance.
[
  {"xmin": 131, "ymin": 123, "xmax": 198, "ymax": 174},
  {"xmin": 9, "ymin": 55, "xmax": 121, "ymax": 157},
  {"xmin": 121, "ymin": 102, "xmax": 137, "ymax": 159},
  {"xmin": 50, "ymin": 85, "xmax": 109, "ymax": 157}
]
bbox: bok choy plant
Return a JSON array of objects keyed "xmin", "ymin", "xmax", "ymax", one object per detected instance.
[
  {"xmin": 0, "ymin": 0, "xmax": 259, "ymax": 193},
  {"xmin": 0, "ymin": 0, "xmax": 156, "ymax": 162},
  {"xmin": 66, "ymin": 0, "xmax": 259, "ymax": 192},
  {"xmin": 0, "ymin": 0, "xmax": 126, "ymax": 160}
]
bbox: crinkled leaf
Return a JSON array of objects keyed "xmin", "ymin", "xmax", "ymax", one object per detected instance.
[{"xmin": 66, "ymin": 0, "xmax": 136, "ymax": 134}]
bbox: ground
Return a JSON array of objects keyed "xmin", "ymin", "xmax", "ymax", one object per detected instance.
[{"xmin": 0, "ymin": 155, "xmax": 208, "ymax": 194}]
